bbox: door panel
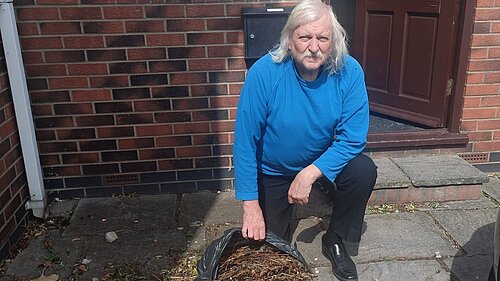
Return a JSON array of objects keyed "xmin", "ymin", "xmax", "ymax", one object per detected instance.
[{"xmin": 355, "ymin": 0, "xmax": 458, "ymax": 128}]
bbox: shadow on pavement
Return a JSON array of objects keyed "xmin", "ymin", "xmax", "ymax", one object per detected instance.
[{"xmin": 450, "ymin": 222, "xmax": 495, "ymax": 281}]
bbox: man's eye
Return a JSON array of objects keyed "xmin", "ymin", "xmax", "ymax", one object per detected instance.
[{"xmin": 319, "ymin": 37, "xmax": 329, "ymax": 42}]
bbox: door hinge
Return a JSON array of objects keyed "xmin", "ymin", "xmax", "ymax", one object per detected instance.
[{"xmin": 446, "ymin": 79, "xmax": 454, "ymax": 96}]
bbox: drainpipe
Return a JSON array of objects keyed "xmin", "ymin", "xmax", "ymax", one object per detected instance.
[{"xmin": 0, "ymin": 0, "xmax": 46, "ymax": 218}]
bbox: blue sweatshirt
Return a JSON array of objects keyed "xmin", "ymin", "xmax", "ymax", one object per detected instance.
[{"xmin": 234, "ymin": 54, "xmax": 369, "ymax": 201}]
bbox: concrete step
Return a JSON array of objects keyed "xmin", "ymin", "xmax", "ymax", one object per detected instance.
[{"xmin": 369, "ymin": 154, "xmax": 490, "ymax": 205}]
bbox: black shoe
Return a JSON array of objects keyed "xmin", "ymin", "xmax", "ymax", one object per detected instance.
[{"xmin": 322, "ymin": 236, "xmax": 358, "ymax": 281}]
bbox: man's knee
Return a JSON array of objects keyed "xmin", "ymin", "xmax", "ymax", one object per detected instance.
[{"xmin": 340, "ymin": 153, "xmax": 378, "ymax": 187}]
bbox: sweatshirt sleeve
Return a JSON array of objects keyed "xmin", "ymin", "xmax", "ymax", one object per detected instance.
[
  {"xmin": 313, "ymin": 57, "xmax": 369, "ymax": 182},
  {"xmin": 233, "ymin": 59, "xmax": 271, "ymax": 201}
]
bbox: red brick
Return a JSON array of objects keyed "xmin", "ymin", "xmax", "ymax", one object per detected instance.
[
  {"xmin": 134, "ymin": 100, "xmax": 171, "ymax": 111},
  {"xmin": 209, "ymin": 95, "xmax": 239, "ymax": 109},
  {"xmin": 118, "ymin": 138, "xmax": 155, "ymax": 149},
  {"xmin": 476, "ymin": 0, "xmax": 494, "ymax": 7},
  {"xmin": 103, "ymin": 6, "xmax": 144, "ymax": 19},
  {"xmin": 35, "ymin": 116, "xmax": 74, "ymax": 128},
  {"xmin": 146, "ymin": 34, "xmax": 185, "ymax": 46},
  {"xmin": 176, "ymin": 146, "xmax": 211, "ymax": 157},
  {"xmin": 368, "ymin": 185, "xmax": 481, "ymax": 205},
  {"xmin": 463, "ymin": 97, "xmax": 481, "ymax": 108},
  {"xmin": 139, "ymin": 148, "xmax": 175, "ymax": 160},
  {"xmin": 472, "ymin": 34, "xmax": 500, "ymax": 46},
  {"xmin": 26, "ymin": 64, "xmax": 67, "ymax": 77},
  {"xmin": 210, "ymin": 120, "xmax": 235, "ymax": 132},
  {"xmin": 187, "ymin": 33, "xmax": 225, "ymax": 45},
  {"xmin": 193, "ymin": 133, "xmax": 229, "ymax": 145},
  {"xmin": 474, "ymin": 141, "xmax": 500, "ymax": 151},
  {"xmin": 207, "ymin": 18, "xmax": 243, "ymax": 31},
  {"xmin": 56, "ymin": 128, "xmax": 96, "ymax": 139},
  {"xmin": 492, "ymin": 22, "xmax": 500, "ymax": 33},
  {"xmin": 229, "ymin": 83, "xmax": 243, "ymax": 95},
  {"xmin": 68, "ymin": 63, "xmax": 109, "ymax": 75},
  {"xmin": 62, "ymin": 153, "xmax": 99, "ymax": 164},
  {"xmin": 209, "ymin": 71, "xmax": 245, "ymax": 83},
  {"xmin": 106, "ymin": 35, "xmax": 145, "ymax": 47},
  {"xmin": 17, "ymin": 23, "xmax": 39, "ymax": 36},
  {"xmin": 49, "ymin": 77, "xmax": 89, "ymax": 89},
  {"xmin": 32, "ymin": 104, "xmax": 53, "ymax": 116},
  {"xmin": 477, "ymin": 119, "xmax": 500, "ymax": 130},
  {"xmin": 170, "ymin": 72, "xmax": 207, "ymax": 85},
  {"xmin": 145, "ymin": 5, "xmax": 185, "ymax": 18},
  {"xmin": 468, "ymin": 131, "xmax": 493, "ymax": 141},
  {"xmin": 96, "ymin": 126, "xmax": 135, "ymax": 138},
  {"xmin": 228, "ymin": 58, "xmax": 246, "ymax": 70},
  {"xmin": 109, "ymin": 62, "xmax": 148, "ymax": 74},
  {"xmin": 54, "ymin": 103, "xmax": 94, "ymax": 115},
  {"xmin": 40, "ymin": 154, "xmax": 61, "ymax": 165},
  {"xmin": 474, "ymin": 8, "xmax": 500, "ymax": 20},
  {"xmin": 230, "ymin": 108, "xmax": 237, "ymax": 119},
  {"xmin": 473, "ymin": 22, "xmax": 491, "ymax": 34},
  {"xmin": 128, "ymin": 48, "xmax": 166, "ymax": 60},
  {"xmin": 195, "ymin": 157, "xmax": 230, "ymax": 168},
  {"xmin": 468, "ymin": 60, "xmax": 500, "ymax": 71},
  {"xmin": 87, "ymin": 49, "xmax": 126, "ymax": 61},
  {"xmin": 481, "ymin": 96, "xmax": 500, "ymax": 107},
  {"xmin": 40, "ymin": 22, "xmax": 81, "ymax": 35},
  {"xmin": 226, "ymin": 31, "xmax": 245, "ymax": 44},
  {"xmin": 464, "ymin": 84, "xmax": 499, "ymax": 96},
  {"xmin": 72, "ymin": 89, "xmax": 112, "ymax": 102},
  {"xmin": 494, "ymin": 131, "xmax": 500, "ymax": 140},
  {"xmin": 126, "ymin": 20, "xmax": 165, "ymax": 33},
  {"xmin": 186, "ymin": 4, "xmax": 225, "ymax": 17},
  {"xmin": 470, "ymin": 48, "xmax": 488, "ymax": 59},
  {"xmin": 489, "ymin": 47, "xmax": 500, "ymax": 58},
  {"xmin": 21, "ymin": 37, "xmax": 63, "ymax": 50},
  {"xmin": 226, "ymin": 4, "xmax": 263, "ymax": 16},
  {"xmin": 136, "ymin": 124, "xmax": 173, "ymax": 136},
  {"xmin": 173, "ymin": 123, "xmax": 210, "ymax": 134},
  {"xmin": 172, "ymin": 98, "xmax": 208, "ymax": 110},
  {"xmin": 462, "ymin": 108, "xmax": 497, "ymax": 119},
  {"xmin": 45, "ymin": 50, "xmax": 85, "ymax": 63},
  {"xmin": 167, "ymin": 19, "xmax": 205, "ymax": 32},
  {"xmin": 16, "ymin": 7, "xmax": 59, "ymax": 20},
  {"xmin": 149, "ymin": 60, "xmax": 187, "ymax": 72},
  {"xmin": 60, "ymin": 7, "xmax": 103, "ymax": 20},
  {"xmin": 485, "ymin": 72, "xmax": 500, "ymax": 83},
  {"xmin": 158, "ymin": 159, "xmax": 193, "ymax": 170},
  {"xmin": 64, "ymin": 36, "xmax": 105, "ymax": 48},
  {"xmin": 191, "ymin": 84, "xmax": 228, "ymax": 96},
  {"xmin": 22, "ymin": 51, "xmax": 44, "ymax": 64},
  {"xmin": 76, "ymin": 115, "xmax": 115, "ymax": 127},
  {"xmin": 168, "ymin": 47, "xmax": 206, "ymax": 59},
  {"xmin": 188, "ymin": 59, "xmax": 226, "ymax": 71},
  {"xmin": 192, "ymin": 110, "xmax": 229, "ymax": 121},
  {"xmin": 83, "ymin": 22, "xmax": 125, "ymax": 34},
  {"xmin": 31, "ymin": 90, "xmax": 70, "ymax": 103},
  {"xmin": 465, "ymin": 73, "xmax": 485, "ymax": 84},
  {"xmin": 90, "ymin": 76, "xmax": 130, "ymax": 88},
  {"xmin": 156, "ymin": 135, "xmax": 192, "ymax": 147},
  {"xmin": 207, "ymin": 45, "xmax": 244, "ymax": 57},
  {"xmin": 37, "ymin": 0, "xmax": 79, "ymax": 4}
]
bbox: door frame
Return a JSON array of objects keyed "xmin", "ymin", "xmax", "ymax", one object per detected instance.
[{"xmin": 352, "ymin": 0, "xmax": 477, "ymax": 150}]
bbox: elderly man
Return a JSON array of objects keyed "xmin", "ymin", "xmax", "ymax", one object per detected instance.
[{"xmin": 233, "ymin": 0, "xmax": 377, "ymax": 280}]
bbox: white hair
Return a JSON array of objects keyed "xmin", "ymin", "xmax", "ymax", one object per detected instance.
[{"xmin": 269, "ymin": 0, "xmax": 348, "ymax": 73}]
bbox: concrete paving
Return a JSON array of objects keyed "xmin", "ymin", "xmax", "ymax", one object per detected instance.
[{"xmin": 1, "ymin": 178, "xmax": 499, "ymax": 281}]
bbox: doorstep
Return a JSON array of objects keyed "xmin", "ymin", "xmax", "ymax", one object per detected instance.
[{"xmin": 368, "ymin": 154, "xmax": 490, "ymax": 205}]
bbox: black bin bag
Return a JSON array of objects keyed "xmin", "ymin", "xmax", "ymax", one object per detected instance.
[{"xmin": 195, "ymin": 227, "xmax": 309, "ymax": 281}]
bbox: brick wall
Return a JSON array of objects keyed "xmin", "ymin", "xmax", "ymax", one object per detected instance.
[
  {"xmin": 461, "ymin": 0, "xmax": 500, "ymax": 172},
  {"xmin": 0, "ymin": 36, "xmax": 30, "ymax": 261},
  {"xmin": 14, "ymin": 0, "xmax": 297, "ymax": 198}
]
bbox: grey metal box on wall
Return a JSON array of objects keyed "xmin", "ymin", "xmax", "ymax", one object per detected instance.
[{"xmin": 241, "ymin": 7, "xmax": 293, "ymax": 61}]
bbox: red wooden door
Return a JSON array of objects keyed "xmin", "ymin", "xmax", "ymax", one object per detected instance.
[{"xmin": 354, "ymin": 0, "xmax": 459, "ymax": 127}]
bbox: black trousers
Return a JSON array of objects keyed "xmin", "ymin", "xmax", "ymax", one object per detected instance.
[{"xmin": 258, "ymin": 153, "xmax": 377, "ymax": 243}]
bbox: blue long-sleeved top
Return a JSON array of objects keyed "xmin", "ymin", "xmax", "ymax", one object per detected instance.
[{"xmin": 234, "ymin": 54, "xmax": 369, "ymax": 200}]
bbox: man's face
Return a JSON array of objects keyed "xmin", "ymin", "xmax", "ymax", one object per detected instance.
[{"xmin": 289, "ymin": 16, "xmax": 333, "ymax": 80}]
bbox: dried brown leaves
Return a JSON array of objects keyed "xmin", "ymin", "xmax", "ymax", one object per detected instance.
[{"xmin": 215, "ymin": 244, "xmax": 314, "ymax": 281}]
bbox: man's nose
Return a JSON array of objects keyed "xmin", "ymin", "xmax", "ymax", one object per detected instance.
[{"xmin": 308, "ymin": 39, "xmax": 319, "ymax": 53}]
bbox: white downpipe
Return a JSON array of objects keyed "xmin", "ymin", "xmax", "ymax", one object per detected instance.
[{"xmin": 0, "ymin": 0, "xmax": 46, "ymax": 218}]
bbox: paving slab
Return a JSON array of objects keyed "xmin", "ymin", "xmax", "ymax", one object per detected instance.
[
  {"xmin": 430, "ymin": 208, "xmax": 497, "ymax": 255},
  {"xmin": 292, "ymin": 217, "xmax": 328, "ymax": 266},
  {"xmin": 483, "ymin": 177, "xmax": 500, "ymax": 202},
  {"xmin": 391, "ymin": 155, "xmax": 489, "ymax": 187},
  {"xmin": 417, "ymin": 196, "xmax": 497, "ymax": 211},
  {"xmin": 356, "ymin": 212, "xmax": 458, "ymax": 262},
  {"xmin": 63, "ymin": 195, "xmax": 177, "ymax": 236},
  {"xmin": 47, "ymin": 199, "xmax": 79, "ymax": 218},
  {"xmin": 4, "ymin": 229, "xmax": 90, "ymax": 280},
  {"xmin": 357, "ymin": 260, "xmax": 450, "ymax": 281},
  {"xmin": 444, "ymin": 254, "xmax": 493, "ymax": 281},
  {"xmin": 372, "ymin": 157, "xmax": 411, "ymax": 189},
  {"xmin": 178, "ymin": 190, "xmax": 243, "ymax": 227}
]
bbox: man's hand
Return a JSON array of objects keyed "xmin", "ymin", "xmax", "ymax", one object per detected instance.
[
  {"xmin": 288, "ymin": 164, "xmax": 322, "ymax": 205},
  {"xmin": 242, "ymin": 200, "xmax": 266, "ymax": 240}
]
